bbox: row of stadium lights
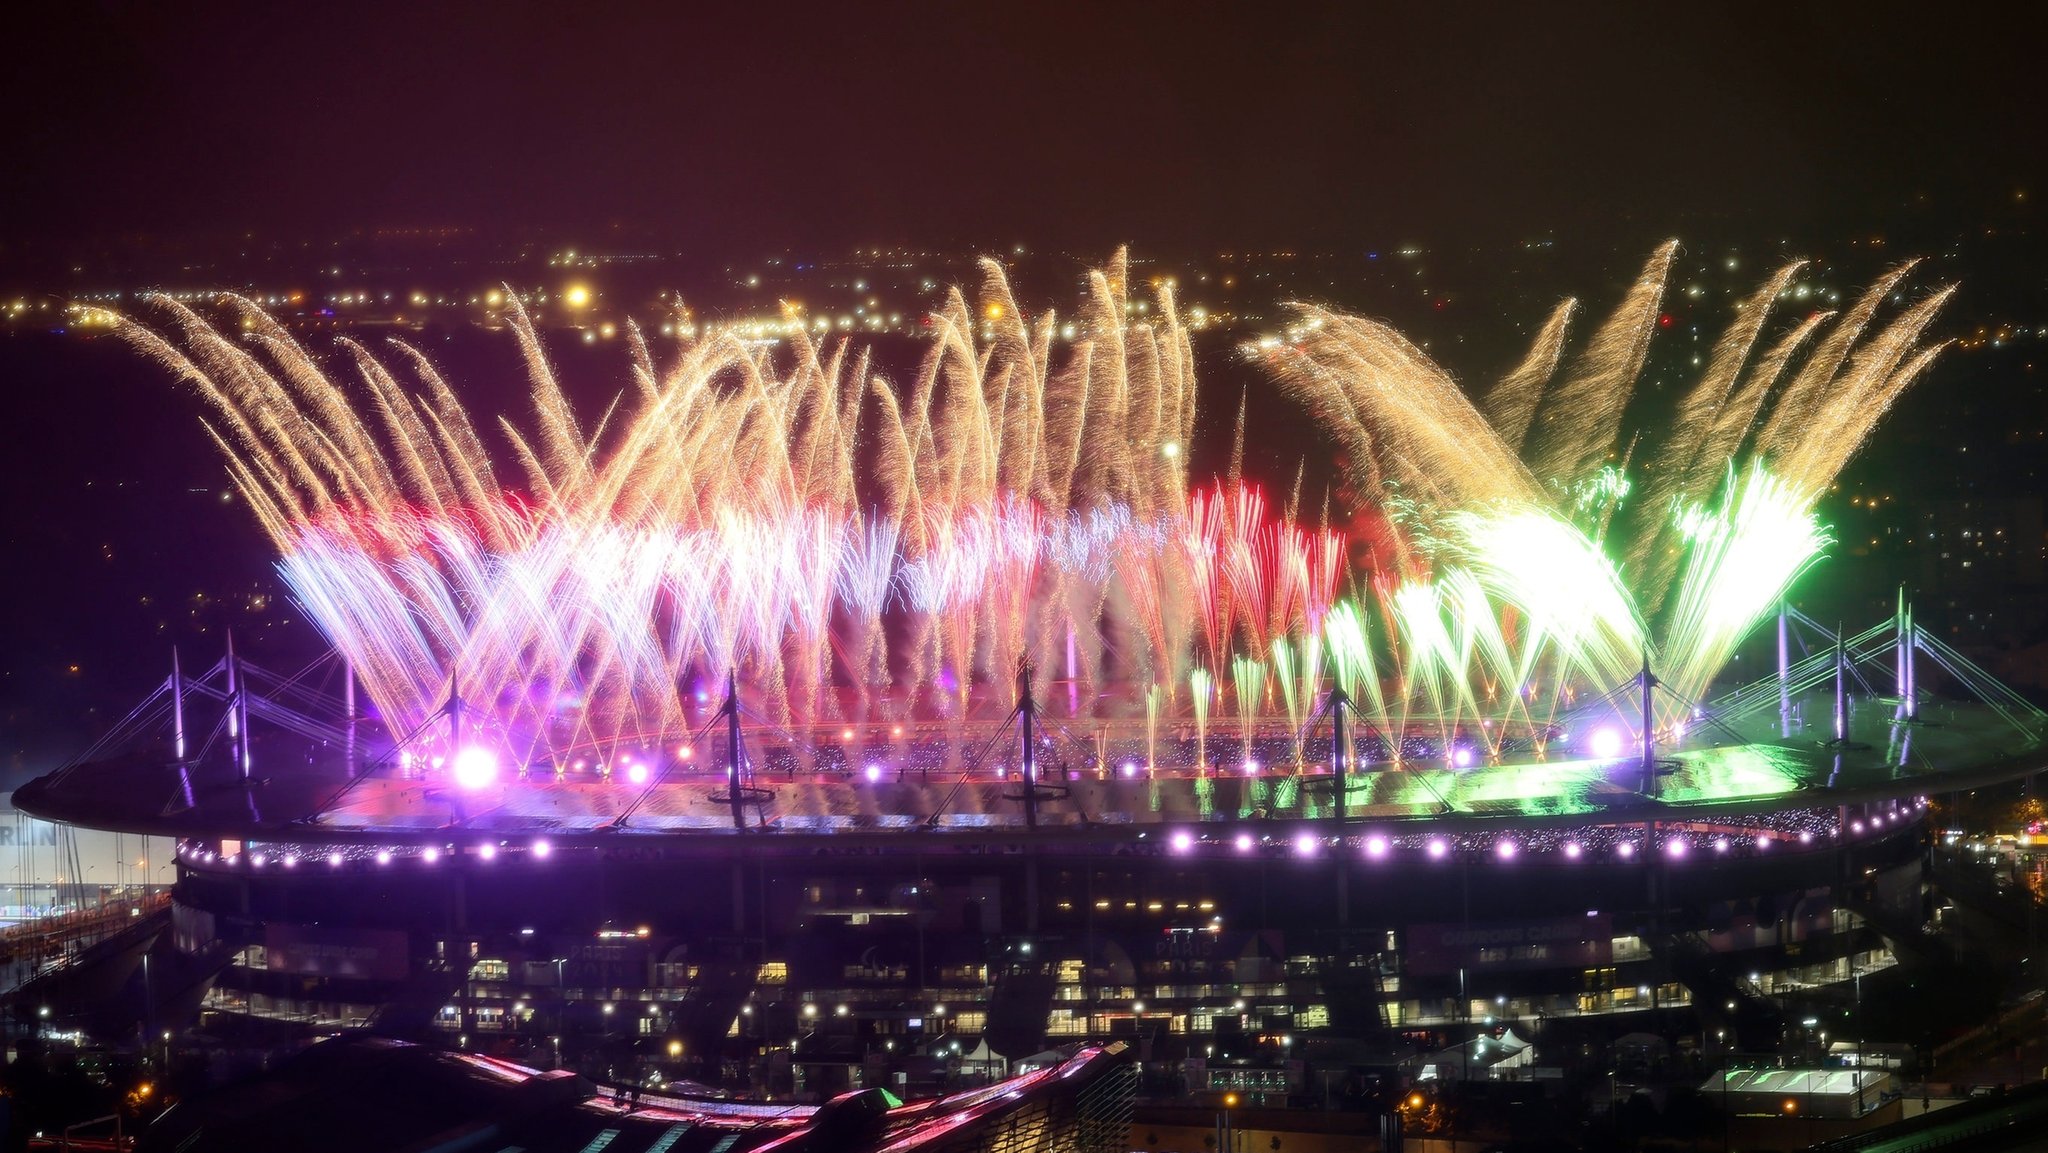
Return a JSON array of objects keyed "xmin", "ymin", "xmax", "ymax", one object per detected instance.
[
  {"xmin": 1158, "ymin": 800, "xmax": 1925, "ymax": 862},
  {"xmin": 175, "ymin": 800, "xmax": 1920, "ymax": 872},
  {"xmin": 180, "ymin": 839, "xmax": 556, "ymax": 869},
  {"xmin": 1155, "ymin": 829, "xmax": 1798, "ymax": 861}
]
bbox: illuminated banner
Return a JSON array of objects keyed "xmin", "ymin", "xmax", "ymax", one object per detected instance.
[
  {"xmin": 266, "ymin": 923, "xmax": 411, "ymax": 980},
  {"xmin": 1404, "ymin": 915, "xmax": 1612, "ymax": 975}
]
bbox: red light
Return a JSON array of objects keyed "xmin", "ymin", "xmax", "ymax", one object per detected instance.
[{"xmin": 1657, "ymin": 313, "xmax": 1675, "ymax": 328}]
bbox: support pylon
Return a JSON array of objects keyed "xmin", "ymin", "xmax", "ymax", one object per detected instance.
[
  {"xmin": 726, "ymin": 669, "xmax": 746, "ymax": 833},
  {"xmin": 170, "ymin": 647, "xmax": 186, "ymax": 763},
  {"xmin": 1640, "ymin": 652, "xmax": 1658, "ymax": 799},
  {"xmin": 1018, "ymin": 660, "xmax": 1038, "ymax": 832},
  {"xmin": 1329, "ymin": 685, "xmax": 1350, "ymax": 825}
]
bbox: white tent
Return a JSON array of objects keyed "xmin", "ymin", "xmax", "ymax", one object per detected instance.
[{"xmin": 1413, "ymin": 1029, "xmax": 1535, "ymax": 1081}]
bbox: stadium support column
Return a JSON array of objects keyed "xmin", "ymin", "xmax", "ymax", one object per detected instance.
[
  {"xmin": 1892, "ymin": 593, "xmax": 1908, "ymax": 720},
  {"xmin": 344, "ymin": 657, "xmax": 357, "ymax": 773},
  {"xmin": 1833, "ymin": 624, "xmax": 1848, "ymax": 744},
  {"xmin": 1017, "ymin": 661, "xmax": 1041, "ymax": 933},
  {"xmin": 1018, "ymin": 661, "xmax": 1038, "ymax": 833},
  {"xmin": 1329, "ymin": 686, "xmax": 1350, "ymax": 826},
  {"xmin": 1778, "ymin": 599, "xmax": 1792, "ymax": 738},
  {"xmin": 1894, "ymin": 588, "xmax": 1906, "ymax": 709},
  {"xmin": 225, "ymin": 633, "xmax": 238, "ymax": 754},
  {"xmin": 1640, "ymin": 653, "xmax": 1657, "ymax": 799},
  {"xmin": 448, "ymin": 668, "xmax": 463, "ymax": 753},
  {"xmin": 1331, "ymin": 685, "xmax": 1352, "ymax": 930},
  {"xmin": 171, "ymin": 648, "xmax": 186, "ymax": 763},
  {"xmin": 227, "ymin": 632, "xmax": 251, "ymax": 779},
  {"xmin": 726, "ymin": 670, "xmax": 745, "ymax": 833}
]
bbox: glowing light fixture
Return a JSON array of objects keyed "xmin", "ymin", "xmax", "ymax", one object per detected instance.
[{"xmin": 452, "ymin": 745, "xmax": 499, "ymax": 791}]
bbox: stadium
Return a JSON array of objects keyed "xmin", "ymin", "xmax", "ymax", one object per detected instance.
[
  {"xmin": 15, "ymin": 581, "xmax": 2045, "ymax": 1111},
  {"xmin": 12, "ymin": 248, "xmax": 2046, "ymax": 1148}
]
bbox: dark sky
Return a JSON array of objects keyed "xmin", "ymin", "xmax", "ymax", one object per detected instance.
[{"xmin": 4, "ymin": 1, "xmax": 2041, "ymax": 253}]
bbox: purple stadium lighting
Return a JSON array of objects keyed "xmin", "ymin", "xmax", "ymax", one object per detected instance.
[
  {"xmin": 452, "ymin": 745, "xmax": 500, "ymax": 791},
  {"xmin": 478, "ymin": 842, "xmax": 497, "ymax": 861},
  {"xmin": 1427, "ymin": 839, "xmax": 1448, "ymax": 860},
  {"xmin": 1170, "ymin": 830, "xmax": 1194, "ymax": 854},
  {"xmin": 1496, "ymin": 840, "xmax": 1517, "ymax": 860},
  {"xmin": 1293, "ymin": 832, "xmax": 1319, "ymax": 857},
  {"xmin": 376, "ymin": 849, "xmax": 393, "ymax": 865},
  {"xmin": 1617, "ymin": 842, "xmax": 1635, "ymax": 860},
  {"xmin": 626, "ymin": 762, "xmax": 652, "ymax": 786},
  {"xmin": 1589, "ymin": 727, "xmax": 1624, "ymax": 760},
  {"xmin": 1120, "ymin": 761, "xmax": 1139, "ymax": 778},
  {"xmin": 1235, "ymin": 833, "xmax": 1255, "ymax": 853},
  {"xmin": 423, "ymin": 847, "xmax": 440, "ymax": 864},
  {"xmin": 1563, "ymin": 841, "xmax": 1582, "ymax": 860},
  {"xmin": 1453, "ymin": 747, "xmax": 1474, "ymax": 768},
  {"xmin": 328, "ymin": 852, "xmax": 342, "ymax": 867},
  {"xmin": 1364, "ymin": 835, "xmax": 1389, "ymax": 859},
  {"xmin": 532, "ymin": 839, "xmax": 552, "ymax": 859},
  {"xmin": 1667, "ymin": 839, "xmax": 1687, "ymax": 859}
]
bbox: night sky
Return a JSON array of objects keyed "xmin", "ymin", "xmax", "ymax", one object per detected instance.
[
  {"xmin": 4, "ymin": 1, "xmax": 2041, "ymax": 253},
  {"xmin": 4, "ymin": 1, "xmax": 2046, "ymax": 770}
]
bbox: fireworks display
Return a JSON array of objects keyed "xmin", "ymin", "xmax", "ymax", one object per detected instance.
[{"xmin": 121, "ymin": 245, "xmax": 1951, "ymax": 774}]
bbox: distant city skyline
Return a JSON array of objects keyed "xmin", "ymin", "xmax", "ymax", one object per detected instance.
[{"xmin": 4, "ymin": 3, "xmax": 2041, "ymax": 253}]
